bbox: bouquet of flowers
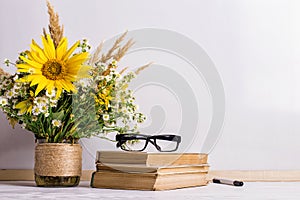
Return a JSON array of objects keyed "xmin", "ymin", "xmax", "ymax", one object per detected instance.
[{"xmin": 0, "ymin": 1, "xmax": 146, "ymax": 144}]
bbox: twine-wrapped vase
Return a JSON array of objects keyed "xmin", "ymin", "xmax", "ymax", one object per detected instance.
[{"xmin": 34, "ymin": 143, "xmax": 82, "ymax": 187}]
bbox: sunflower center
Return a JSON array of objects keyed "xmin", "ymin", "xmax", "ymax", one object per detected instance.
[{"xmin": 42, "ymin": 60, "xmax": 65, "ymax": 80}]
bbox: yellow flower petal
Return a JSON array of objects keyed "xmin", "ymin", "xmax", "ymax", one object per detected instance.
[
  {"xmin": 62, "ymin": 41, "xmax": 80, "ymax": 61},
  {"xmin": 31, "ymin": 39, "xmax": 48, "ymax": 62},
  {"xmin": 66, "ymin": 52, "xmax": 89, "ymax": 65},
  {"xmin": 56, "ymin": 37, "xmax": 67, "ymax": 60},
  {"xmin": 35, "ymin": 77, "xmax": 49, "ymax": 96},
  {"xmin": 41, "ymin": 35, "xmax": 56, "ymax": 59}
]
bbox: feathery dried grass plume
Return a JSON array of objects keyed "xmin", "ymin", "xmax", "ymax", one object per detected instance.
[
  {"xmin": 88, "ymin": 41, "xmax": 103, "ymax": 65},
  {"xmin": 0, "ymin": 67, "xmax": 10, "ymax": 77},
  {"xmin": 46, "ymin": 1, "xmax": 64, "ymax": 47},
  {"xmin": 119, "ymin": 67, "xmax": 129, "ymax": 75},
  {"xmin": 100, "ymin": 31, "xmax": 128, "ymax": 63},
  {"xmin": 135, "ymin": 62, "xmax": 153, "ymax": 75},
  {"xmin": 113, "ymin": 39, "xmax": 135, "ymax": 62}
]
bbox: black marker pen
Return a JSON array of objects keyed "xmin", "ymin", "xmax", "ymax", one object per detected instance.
[{"xmin": 212, "ymin": 178, "xmax": 244, "ymax": 186}]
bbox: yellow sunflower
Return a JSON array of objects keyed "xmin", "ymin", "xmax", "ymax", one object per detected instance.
[{"xmin": 17, "ymin": 34, "xmax": 90, "ymax": 98}]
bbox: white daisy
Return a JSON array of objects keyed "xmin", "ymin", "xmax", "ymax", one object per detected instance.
[
  {"xmin": 32, "ymin": 116, "xmax": 38, "ymax": 122},
  {"xmin": 21, "ymin": 123, "xmax": 26, "ymax": 129},
  {"xmin": 32, "ymin": 106, "xmax": 41, "ymax": 116},
  {"xmin": 5, "ymin": 90, "xmax": 14, "ymax": 99},
  {"xmin": 40, "ymin": 105, "xmax": 48, "ymax": 113},
  {"xmin": 0, "ymin": 97, "xmax": 8, "ymax": 106},
  {"xmin": 52, "ymin": 119, "xmax": 62, "ymax": 127},
  {"xmin": 46, "ymin": 90, "xmax": 56, "ymax": 98},
  {"xmin": 102, "ymin": 114, "xmax": 110, "ymax": 121},
  {"xmin": 34, "ymin": 97, "xmax": 48, "ymax": 106},
  {"xmin": 14, "ymin": 82, "xmax": 23, "ymax": 89},
  {"xmin": 13, "ymin": 75, "xmax": 19, "ymax": 81}
]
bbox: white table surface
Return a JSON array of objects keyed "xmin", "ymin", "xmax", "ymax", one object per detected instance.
[{"xmin": 0, "ymin": 181, "xmax": 299, "ymax": 200}]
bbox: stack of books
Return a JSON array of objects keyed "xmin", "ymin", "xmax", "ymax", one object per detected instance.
[{"xmin": 90, "ymin": 151, "xmax": 209, "ymax": 191}]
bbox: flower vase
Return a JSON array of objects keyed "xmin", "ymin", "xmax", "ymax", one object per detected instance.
[{"xmin": 34, "ymin": 142, "xmax": 82, "ymax": 187}]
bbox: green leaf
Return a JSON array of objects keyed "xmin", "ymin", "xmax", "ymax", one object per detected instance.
[{"xmin": 52, "ymin": 110, "xmax": 64, "ymax": 120}]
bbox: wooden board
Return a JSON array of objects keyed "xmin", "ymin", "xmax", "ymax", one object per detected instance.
[{"xmin": 1, "ymin": 169, "xmax": 300, "ymax": 182}]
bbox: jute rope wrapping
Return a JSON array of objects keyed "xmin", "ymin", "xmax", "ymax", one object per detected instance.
[{"xmin": 34, "ymin": 143, "xmax": 82, "ymax": 176}]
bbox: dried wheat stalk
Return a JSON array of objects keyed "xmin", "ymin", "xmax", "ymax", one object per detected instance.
[
  {"xmin": 88, "ymin": 41, "xmax": 104, "ymax": 65},
  {"xmin": 46, "ymin": 1, "xmax": 64, "ymax": 47},
  {"xmin": 119, "ymin": 67, "xmax": 129, "ymax": 75},
  {"xmin": 100, "ymin": 31, "xmax": 128, "ymax": 63},
  {"xmin": 135, "ymin": 62, "xmax": 153, "ymax": 75},
  {"xmin": 43, "ymin": 28, "xmax": 48, "ymax": 40},
  {"xmin": 113, "ymin": 39, "xmax": 135, "ymax": 62},
  {"xmin": 0, "ymin": 67, "xmax": 10, "ymax": 77}
]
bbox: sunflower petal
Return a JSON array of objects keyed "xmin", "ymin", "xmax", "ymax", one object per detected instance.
[
  {"xmin": 27, "ymin": 51, "xmax": 46, "ymax": 64},
  {"xmin": 18, "ymin": 56, "xmax": 42, "ymax": 69},
  {"xmin": 66, "ymin": 52, "xmax": 89, "ymax": 65},
  {"xmin": 42, "ymin": 35, "xmax": 56, "ymax": 59},
  {"xmin": 56, "ymin": 37, "xmax": 67, "ymax": 60},
  {"xmin": 62, "ymin": 41, "xmax": 80, "ymax": 61},
  {"xmin": 46, "ymin": 81, "xmax": 55, "ymax": 94},
  {"xmin": 34, "ymin": 77, "xmax": 49, "ymax": 96},
  {"xmin": 31, "ymin": 39, "xmax": 48, "ymax": 62},
  {"xmin": 76, "ymin": 65, "xmax": 92, "ymax": 79}
]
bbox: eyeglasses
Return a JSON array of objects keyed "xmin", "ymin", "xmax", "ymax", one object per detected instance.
[{"xmin": 116, "ymin": 134, "xmax": 181, "ymax": 152}]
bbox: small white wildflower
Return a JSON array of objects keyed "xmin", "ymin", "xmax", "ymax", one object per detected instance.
[
  {"xmin": 102, "ymin": 114, "xmax": 110, "ymax": 121},
  {"xmin": 108, "ymin": 121, "xmax": 116, "ymax": 127},
  {"xmin": 50, "ymin": 101, "xmax": 57, "ymax": 108},
  {"xmin": 105, "ymin": 75, "xmax": 112, "ymax": 82},
  {"xmin": 32, "ymin": 106, "xmax": 41, "ymax": 116},
  {"xmin": 32, "ymin": 116, "xmax": 38, "ymax": 122},
  {"xmin": 109, "ymin": 68, "xmax": 116, "ymax": 75},
  {"xmin": 3, "ymin": 79, "xmax": 12, "ymax": 86},
  {"xmin": 44, "ymin": 112, "xmax": 50, "ymax": 117},
  {"xmin": 46, "ymin": 90, "xmax": 56, "ymax": 98},
  {"xmin": 12, "ymin": 87, "xmax": 21, "ymax": 94},
  {"xmin": 40, "ymin": 105, "xmax": 48, "ymax": 113},
  {"xmin": 21, "ymin": 123, "xmax": 26, "ymax": 129},
  {"xmin": 0, "ymin": 97, "xmax": 8, "ymax": 106},
  {"xmin": 133, "ymin": 104, "xmax": 139, "ymax": 110},
  {"xmin": 127, "ymin": 108, "xmax": 133, "ymax": 113},
  {"xmin": 14, "ymin": 82, "xmax": 22, "ymax": 89},
  {"xmin": 52, "ymin": 119, "xmax": 62, "ymax": 127},
  {"xmin": 13, "ymin": 75, "xmax": 19, "ymax": 81},
  {"xmin": 128, "ymin": 98, "xmax": 134, "ymax": 104},
  {"xmin": 34, "ymin": 97, "xmax": 48, "ymax": 105},
  {"xmin": 5, "ymin": 90, "xmax": 14, "ymax": 99}
]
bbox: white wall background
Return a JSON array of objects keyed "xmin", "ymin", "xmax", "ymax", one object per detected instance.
[{"xmin": 1, "ymin": 0, "xmax": 300, "ymax": 170}]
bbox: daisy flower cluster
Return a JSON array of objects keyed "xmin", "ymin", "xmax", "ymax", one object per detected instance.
[
  {"xmin": 0, "ymin": 2, "xmax": 147, "ymax": 144},
  {"xmin": 0, "ymin": 67, "xmax": 64, "ymax": 138},
  {"xmin": 0, "ymin": 73, "xmax": 28, "ymax": 126},
  {"xmin": 72, "ymin": 58, "xmax": 147, "ymax": 139}
]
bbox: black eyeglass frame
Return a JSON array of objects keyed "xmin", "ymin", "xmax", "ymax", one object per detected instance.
[{"xmin": 116, "ymin": 134, "xmax": 181, "ymax": 152}]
